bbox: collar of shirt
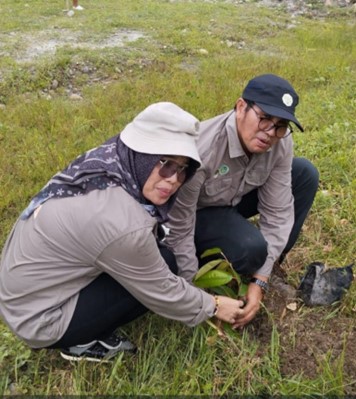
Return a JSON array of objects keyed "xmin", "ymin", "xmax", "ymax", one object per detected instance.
[{"xmin": 226, "ymin": 111, "xmax": 248, "ymax": 159}]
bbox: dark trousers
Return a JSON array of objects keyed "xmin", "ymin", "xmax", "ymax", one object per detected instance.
[
  {"xmin": 194, "ymin": 157, "xmax": 319, "ymax": 275},
  {"xmin": 50, "ymin": 244, "xmax": 177, "ymax": 348}
]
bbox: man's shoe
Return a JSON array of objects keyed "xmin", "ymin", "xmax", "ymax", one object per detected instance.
[
  {"xmin": 73, "ymin": 5, "xmax": 84, "ymax": 10},
  {"xmin": 60, "ymin": 333, "xmax": 136, "ymax": 362}
]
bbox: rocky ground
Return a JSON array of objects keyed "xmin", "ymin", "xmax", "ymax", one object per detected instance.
[{"xmin": 0, "ymin": 0, "xmax": 355, "ymax": 105}]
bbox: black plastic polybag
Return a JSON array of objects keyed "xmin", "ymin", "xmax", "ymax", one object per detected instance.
[{"xmin": 298, "ymin": 262, "xmax": 354, "ymax": 306}]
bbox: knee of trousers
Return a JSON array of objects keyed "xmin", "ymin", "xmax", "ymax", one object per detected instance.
[
  {"xmin": 293, "ymin": 158, "xmax": 319, "ymax": 193},
  {"xmin": 229, "ymin": 234, "xmax": 268, "ymax": 275}
]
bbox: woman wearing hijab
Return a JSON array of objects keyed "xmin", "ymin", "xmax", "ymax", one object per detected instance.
[{"xmin": 0, "ymin": 102, "xmax": 245, "ymax": 362}]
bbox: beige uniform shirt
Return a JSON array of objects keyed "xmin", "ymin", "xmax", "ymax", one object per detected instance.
[
  {"xmin": 0, "ymin": 187, "xmax": 215, "ymax": 348},
  {"xmin": 166, "ymin": 110, "xmax": 294, "ymax": 281}
]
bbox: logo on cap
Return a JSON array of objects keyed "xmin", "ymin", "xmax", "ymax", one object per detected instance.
[{"xmin": 282, "ymin": 93, "xmax": 293, "ymax": 107}]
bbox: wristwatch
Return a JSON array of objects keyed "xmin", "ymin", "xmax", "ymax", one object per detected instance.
[{"xmin": 250, "ymin": 277, "xmax": 269, "ymax": 293}]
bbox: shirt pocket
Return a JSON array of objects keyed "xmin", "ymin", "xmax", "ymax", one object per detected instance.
[
  {"xmin": 244, "ymin": 166, "xmax": 271, "ymax": 186},
  {"xmin": 203, "ymin": 176, "xmax": 235, "ymax": 205}
]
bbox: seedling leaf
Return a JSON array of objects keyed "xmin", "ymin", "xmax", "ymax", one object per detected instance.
[
  {"xmin": 210, "ymin": 285, "xmax": 237, "ymax": 298},
  {"xmin": 216, "ymin": 260, "xmax": 230, "ymax": 271},
  {"xmin": 238, "ymin": 282, "xmax": 249, "ymax": 297},
  {"xmin": 194, "ymin": 269, "xmax": 232, "ymax": 288},
  {"xmin": 200, "ymin": 247, "xmax": 223, "ymax": 259},
  {"xmin": 193, "ymin": 259, "xmax": 224, "ymax": 281}
]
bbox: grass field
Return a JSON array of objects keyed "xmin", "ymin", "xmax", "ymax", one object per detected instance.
[{"xmin": 0, "ymin": 0, "xmax": 355, "ymax": 395}]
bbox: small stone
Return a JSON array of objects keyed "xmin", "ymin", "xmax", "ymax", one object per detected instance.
[
  {"xmin": 286, "ymin": 302, "xmax": 298, "ymax": 311},
  {"xmin": 51, "ymin": 79, "xmax": 59, "ymax": 90},
  {"xmin": 198, "ymin": 48, "xmax": 209, "ymax": 55},
  {"xmin": 69, "ymin": 93, "xmax": 83, "ymax": 101},
  {"xmin": 9, "ymin": 383, "xmax": 20, "ymax": 395}
]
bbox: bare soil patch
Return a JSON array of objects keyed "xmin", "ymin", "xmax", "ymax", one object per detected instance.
[
  {"xmin": 250, "ymin": 287, "xmax": 356, "ymax": 394},
  {"xmin": 0, "ymin": 28, "xmax": 146, "ymax": 63}
]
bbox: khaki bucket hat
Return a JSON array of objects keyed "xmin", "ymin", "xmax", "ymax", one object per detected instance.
[{"xmin": 120, "ymin": 102, "xmax": 201, "ymax": 166}]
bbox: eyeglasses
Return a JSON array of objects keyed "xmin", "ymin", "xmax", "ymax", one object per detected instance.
[
  {"xmin": 250, "ymin": 106, "xmax": 293, "ymax": 138},
  {"xmin": 158, "ymin": 159, "xmax": 188, "ymax": 183}
]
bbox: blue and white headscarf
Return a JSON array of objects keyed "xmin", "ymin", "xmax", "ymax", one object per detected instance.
[{"xmin": 21, "ymin": 135, "xmax": 174, "ymax": 223}]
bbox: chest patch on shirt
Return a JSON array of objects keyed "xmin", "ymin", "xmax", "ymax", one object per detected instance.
[{"xmin": 215, "ymin": 164, "xmax": 230, "ymax": 177}]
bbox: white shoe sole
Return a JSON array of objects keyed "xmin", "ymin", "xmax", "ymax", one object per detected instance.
[{"xmin": 60, "ymin": 351, "xmax": 110, "ymax": 362}]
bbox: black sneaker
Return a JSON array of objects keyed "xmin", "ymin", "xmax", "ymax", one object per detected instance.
[
  {"xmin": 60, "ymin": 333, "xmax": 136, "ymax": 362},
  {"xmin": 98, "ymin": 333, "xmax": 137, "ymax": 353}
]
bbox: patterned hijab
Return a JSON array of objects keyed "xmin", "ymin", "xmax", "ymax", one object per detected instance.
[{"xmin": 21, "ymin": 135, "xmax": 181, "ymax": 223}]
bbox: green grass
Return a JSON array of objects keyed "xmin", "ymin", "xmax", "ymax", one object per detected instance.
[{"xmin": 0, "ymin": 0, "xmax": 355, "ymax": 395}]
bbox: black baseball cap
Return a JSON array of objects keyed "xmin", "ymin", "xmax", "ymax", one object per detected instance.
[{"xmin": 242, "ymin": 74, "xmax": 304, "ymax": 132}]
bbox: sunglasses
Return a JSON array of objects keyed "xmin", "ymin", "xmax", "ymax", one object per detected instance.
[{"xmin": 158, "ymin": 159, "xmax": 189, "ymax": 183}]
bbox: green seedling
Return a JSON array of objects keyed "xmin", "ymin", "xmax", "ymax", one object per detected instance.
[{"xmin": 193, "ymin": 247, "xmax": 248, "ymax": 336}]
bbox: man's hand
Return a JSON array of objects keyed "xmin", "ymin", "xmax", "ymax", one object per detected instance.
[{"xmin": 232, "ymin": 276, "xmax": 267, "ymax": 329}]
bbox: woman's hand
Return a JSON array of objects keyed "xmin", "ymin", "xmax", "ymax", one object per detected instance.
[{"xmin": 213, "ymin": 295, "xmax": 246, "ymax": 324}]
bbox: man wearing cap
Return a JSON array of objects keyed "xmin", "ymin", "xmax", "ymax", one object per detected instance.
[{"xmin": 166, "ymin": 74, "xmax": 319, "ymax": 327}]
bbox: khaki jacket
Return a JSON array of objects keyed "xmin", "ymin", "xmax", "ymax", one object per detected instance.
[{"xmin": 0, "ymin": 187, "xmax": 214, "ymax": 348}]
